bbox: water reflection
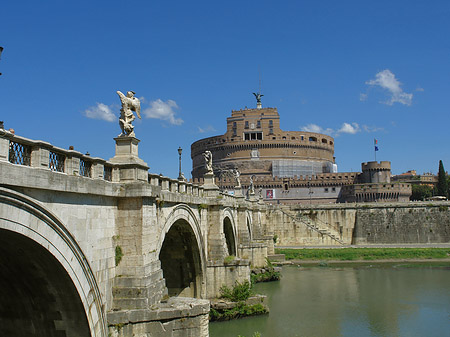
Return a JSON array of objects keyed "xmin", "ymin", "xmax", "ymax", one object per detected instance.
[{"xmin": 210, "ymin": 265, "xmax": 450, "ymax": 337}]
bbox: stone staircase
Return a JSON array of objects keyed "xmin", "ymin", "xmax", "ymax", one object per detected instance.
[
  {"xmin": 280, "ymin": 209, "xmax": 344, "ymax": 245},
  {"xmin": 112, "ymin": 261, "xmax": 167, "ymax": 310}
]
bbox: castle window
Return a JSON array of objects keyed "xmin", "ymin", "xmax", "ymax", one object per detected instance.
[
  {"xmin": 324, "ymin": 188, "xmax": 329, "ymax": 193},
  {"xmin": 301, "ymin": 136, "xmax": 304, "ymax": 140},
  {"xmin": 291, "ymin": 136, "xmax": 296, "ymax": 140},
  {"xmin": 332, "ymin": 187, "xmax": 336, "ymax": 192},
  {"xmin": 309, "ymin": 137, "xmax": 317, "ymax": 142},
  {"xmin": 244, "ymin": 132, "xmax": 263, "ymax": 140},
  {"xmin": 269, "ymin": 120, "xmax": 273, "ymax": 126},
  {"xmin": 282, "ymin": 136, "xmax": 286, "ymax": 140},
  {"xmin": 245, "ymin": 121, "xmax": 249, "ymax": 129},
  {"xmin": 322, "ymin": 139, "xmax": 327, "ymax": 144},
  {"xmin": 257, "ymin": 120, "xmax": 261, "ymax": 128},
  {"xmin": 232, "ymin": 122, "xmax": 237, "ymax": 136},
  {"xmin": 269, "ymin": 127, "xmax": 274, "ymax": 135}
]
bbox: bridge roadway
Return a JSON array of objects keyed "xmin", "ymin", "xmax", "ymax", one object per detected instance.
[{"xmin": 0, "ymin": 131, "xmax": 272, "ymax": 337}]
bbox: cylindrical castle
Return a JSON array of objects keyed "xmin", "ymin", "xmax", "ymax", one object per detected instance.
[{"xmin": 191, "ymin": 107, "xmax": 336, "ymax": 182}]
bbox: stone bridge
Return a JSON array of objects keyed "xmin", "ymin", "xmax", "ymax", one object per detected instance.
[{"xmin": 0, "ymin": 130, "xmax": 273, "ymax": 337}]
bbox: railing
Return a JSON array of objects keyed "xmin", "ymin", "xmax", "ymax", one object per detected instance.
[
  {"xmin": 0, "ymin": 133, "xmax": 231, "ymax": 201},
  {"xmin": 79, "ymin": 158, "xmax": 92, "ymax": 178},
  {"xmin": 49, "ymin": 151, "xmax": 65, "ymax": 172},
  {"xmin": 104, "ymin": 165, "xmax": 113, "ymax": 182},
  {"xmin": 9, "ymin": 141, "xmax": 31, "ymax": 166}
]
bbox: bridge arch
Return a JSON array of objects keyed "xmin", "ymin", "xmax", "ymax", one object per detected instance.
[
  {"xmin": 0, "ymin": 187, "xmax": 106, "ymax": 337},
  {"xmin": 158, "ymin": 204, "xmax": 206, "ymax": 299},
  {"xmin": 222, "ymin": 207, "xmax": 238, "ymax": 257}
]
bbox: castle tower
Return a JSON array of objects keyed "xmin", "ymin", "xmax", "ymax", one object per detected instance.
[{"xmin": 361, "ymin": 161, "xmax": 391, "ymax": 184}]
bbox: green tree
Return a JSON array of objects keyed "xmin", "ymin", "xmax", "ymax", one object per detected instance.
[
  {"xmin": 436, "ymin": 160, "xmax": 448, "ymax": 197},
  {"xmin": 410, "ymin": 184, "xmax": 433, "ymax": 201}
]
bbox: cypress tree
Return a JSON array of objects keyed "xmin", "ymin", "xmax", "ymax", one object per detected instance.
[{"xmin": 437, "ymin": 160, "xmax": 448, "ymax": 197}]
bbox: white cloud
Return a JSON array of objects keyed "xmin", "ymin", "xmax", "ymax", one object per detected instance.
[
  {"xmin": 359, "ymin": 93, "xmax": 368, "ymax": 101},
  {"xmin": 365, "ymin": 69, "xmax": 413, "ymax": 106},
  {"xmin": 143, "ymin": 99, "xmax": 183, "ymax": 125},
  {"xmin": 415, "ymin": 87, "xmax": 424, "ymax": 92},
  {"xmin": 362, "ymin": 125, "xmax": 384, "ymax": 133},
  {"xmin": 301, "ymin": 124, "xmax": 333, "ymax": 135},
  {"xmin": 83, "ymin": 103, "xmax": 116, "ymax": 122},
  {"xmin": 301, "ymin": 123, "xmax": 322, "ymax": 133},
  {"xmin": 337, "ymin": 122, "xmax": 360, "ymax": 134},
  {"xmin": 197, "ymin": 125, "xmax": 216, "ymax": 133},
  {"xmin": 301, "ymin": 122, "xmax": 375, "ymax": 136}
]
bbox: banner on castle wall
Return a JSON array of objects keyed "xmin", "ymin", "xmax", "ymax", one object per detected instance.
[{"xmin": 266, "ymin": 189, "xmax": 274, "ymax": 199}]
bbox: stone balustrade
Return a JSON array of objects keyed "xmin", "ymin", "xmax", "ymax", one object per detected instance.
[{"xmin": 1, "ymin": 131, "xmax": 261, "ymax": 201}]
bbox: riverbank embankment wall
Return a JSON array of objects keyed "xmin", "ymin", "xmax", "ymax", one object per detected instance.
[{"xmin": 268, "ymin": 202, "xmax": 450, "ymax": 246}]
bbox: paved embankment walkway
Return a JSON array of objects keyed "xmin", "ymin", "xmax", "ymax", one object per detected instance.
[{"xmin": 276, "ymin": 243, "xmax": 450, "ymax": 249}]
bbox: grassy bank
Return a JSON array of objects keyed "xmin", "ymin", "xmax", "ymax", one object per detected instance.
[{"xmin": 276, "ymin": 247, "xmax": 450, "ymax": 261}]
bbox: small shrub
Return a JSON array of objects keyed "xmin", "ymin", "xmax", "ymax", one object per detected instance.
[
  {"xmin": 198, "ymin": 203, "xmax": 208, "ymax": 211},
  {"xmin": 115, "ymin": 245, "xmax": 123, "ymax": 266},
  {"xmin": 224, "ymin": 255, "xmax": 236, "ymax": 264},
  {"xmin": 210, "ymin": 302, "xmax": 267, "ymax": 321},
  {"xmin": 220, "ymin": 280, "xmax": 253, "ymax": 302},
  {"xmin": 251, "ymin": 258, "xmax": 281, "ymax": 283}
]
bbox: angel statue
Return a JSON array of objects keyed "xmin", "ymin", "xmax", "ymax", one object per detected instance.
[
  {"xmin": 117, "ymin": 90, "xmax": 141, "ymax": 137},
  {"xmin": 233, "ymin": 169, "xmax": 241, "ymax": 188},
  {"xmin": 249, "ymin": 175, "xmax": 255, "ymax": 195},
  {"xmin": 203, "ymin": 150, "xmax": 213, "ymax": 174},
  {"xmin": 253, "ymin": 92, "xmax": 264, "ymax": 104}
]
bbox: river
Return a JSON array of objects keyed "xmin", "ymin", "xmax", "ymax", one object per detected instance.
[{"xmin": 209, "ymin": 263, "xmax": 450, "ymax": 337}]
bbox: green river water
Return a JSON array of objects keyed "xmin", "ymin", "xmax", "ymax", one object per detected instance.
[{"xmin": 209, "ymin": 264, "xmax": 450, "ymax": 337}]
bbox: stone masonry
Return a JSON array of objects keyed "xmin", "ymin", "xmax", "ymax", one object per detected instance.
[{"xmin": 0, "ymin": 130, "xmax": 271, "ymax": 337}]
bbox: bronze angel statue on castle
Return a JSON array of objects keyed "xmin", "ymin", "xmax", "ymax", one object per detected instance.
[{"xmin": 117, "ymin": 90, "xmax": 141, "ymax": 137}]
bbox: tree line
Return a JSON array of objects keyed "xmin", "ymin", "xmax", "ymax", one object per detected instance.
[{"xmin": 411, "ymin": 160, "xmax": 449, "ymax": 201}]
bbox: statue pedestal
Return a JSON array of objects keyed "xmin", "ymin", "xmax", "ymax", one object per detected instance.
[
  {"xmin": 234, "ymin": 187, "xmax": 244, "ymax": 198},
  {"xmin": 109, "ymin": 136, "xmax": 149, "ymax": 182},
  {"xmin": 203, "ymin": 172, "xmax": 219, "ymax": 197},
  {"xmin": 248, "ymin": 191, "xmax": 257, "ymax": 201}
]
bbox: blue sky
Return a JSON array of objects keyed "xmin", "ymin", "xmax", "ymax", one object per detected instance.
[{"xmin": 2, "ymin": 1, "xmax": 449, "ymax": 178}]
